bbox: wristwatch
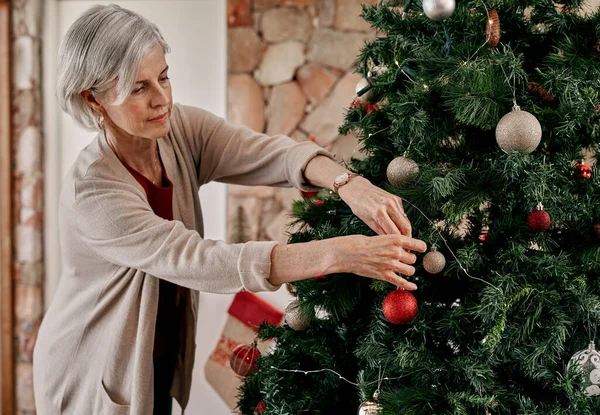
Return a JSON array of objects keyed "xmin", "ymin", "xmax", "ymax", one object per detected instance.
[{"xmin": 332, "ymin": 172, "xmax": 360, "ymax": 194}]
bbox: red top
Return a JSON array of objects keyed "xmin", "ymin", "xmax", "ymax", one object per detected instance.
[
  {"xmin": 123, "ymin": 162, "xmax": 174, "ymax": 221},
  {"xmin": 121, "ymin": 159, "xmax": 179, "ymax": 359}
]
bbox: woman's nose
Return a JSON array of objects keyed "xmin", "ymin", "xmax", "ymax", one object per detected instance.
[{"xmin": 151, "ymin": 84, "xmax": 169, "ymax": 107}]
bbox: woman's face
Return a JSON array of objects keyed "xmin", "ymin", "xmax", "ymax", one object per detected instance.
[{"xmin": 99, "ymin": 43, "xmax": 172, "ymax": 140}]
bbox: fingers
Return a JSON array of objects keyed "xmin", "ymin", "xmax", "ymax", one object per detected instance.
[
  {"xmin": 389, "ymin": 208, "xmax": 412, "ymax": 237},
  {"xmin": 394, "ymin": 261, "xmax": 416, "ymax": 277},
  {"xmin": 397, "ymin": 235, "xmax": 427, "ymax": 253},
  {"xmin": 383, "ymin": 272, "xmax": 417, "ymax": 290},
  {"xmin": 392, "ymin": 197, "xmax": 412, "ymax": 237},
  {"xmin": 397, "ymin": 249, "xmax": 417, "ymax": 265},
  {"xmin": 375, "ymin": 212, "xmax": 401, "ymax": 236},
  {"xmin": 373, "ymin": 197, "xmax": 411, "ymax": 237},
  {"xmin": 371, "ymin": 219, "xmax": 387, "ymax": 236}
]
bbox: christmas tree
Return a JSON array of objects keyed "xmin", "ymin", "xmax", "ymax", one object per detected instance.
[{"xmin": 237, "ymin": 1, "xmax": 600, "ymax": 413}]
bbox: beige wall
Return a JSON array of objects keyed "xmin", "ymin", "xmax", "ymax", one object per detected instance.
[{"xmin": 585, "ymin": 0, "xmax": 600, "ymax": 12}]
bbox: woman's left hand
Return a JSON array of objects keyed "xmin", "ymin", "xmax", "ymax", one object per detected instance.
[{"xmin": 338, "ymin": 176, "xmax": 412, "ymax": 237}]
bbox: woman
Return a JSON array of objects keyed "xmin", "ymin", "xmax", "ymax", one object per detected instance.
[{"xmin": 33, "ymin": 4, "xmax": 427, "ymax": 415}]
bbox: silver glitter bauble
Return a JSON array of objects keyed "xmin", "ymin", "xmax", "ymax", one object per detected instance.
[
  {"xmin": 568, "ymin": 341, "xmax": 600, "ymax": 396},
  {"xmin": 284, "ymin": 300, "xmax": 310, "ymax": 331},
  {"xmin": 356, "ymin": 78, "xmax": 379, "ymax": 104},
  {"xmin": 495, "ymin": 106, "xmax": 542, "ymax": 154},
  {"xmin": 423, "ymin": 0, "xmax": 456, "ymax": 21},
  {"xmin": 386, "ymin": 156, "xmax": 419, "ymax": 187},
  {"xmin": 423, "ymin": 249, "xmax": 446, "ymax": 274},
  {"xmin": 358, "ymin": 400, "xmax": 382, "ymax": 415}
]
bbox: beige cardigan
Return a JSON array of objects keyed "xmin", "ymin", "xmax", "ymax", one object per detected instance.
[{"xmin": 33, "ymin": 103, "xmax": 333, "ymax": 414}]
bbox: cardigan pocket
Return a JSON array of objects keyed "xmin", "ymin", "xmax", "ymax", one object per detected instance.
[{"xmin": 100, "ymin": 380, "xmax": 131, "ymax": 415}]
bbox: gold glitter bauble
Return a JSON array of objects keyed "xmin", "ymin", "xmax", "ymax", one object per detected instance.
[
  {"xmin": 358, "ymin": 400, "xmax": 382, "ymax": 415},
  {"xmin": 355, "ymin": 78, "xmax": 379, "ymax": 104},
  {"xmin": 495, "ymin": 106, "xmax": 542, "ymax": 154},
  {"xmin": 423, "ymin": 250, "xmax": 446, "ymax": 274},
  {"xmin": 386, "ymin": 156, "xmax": 419, "ymax": 187},
  {"xmin": 284, "ymin": 300, "xmax": 310, "ymax": 331}
]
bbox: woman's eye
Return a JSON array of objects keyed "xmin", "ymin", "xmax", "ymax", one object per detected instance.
[{"xmin": 132, "ymin": 77, "xmax": 168, "ymax": 95}]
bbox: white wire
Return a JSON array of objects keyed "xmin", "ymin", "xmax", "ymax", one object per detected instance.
[
  {"xmin": 270, "ymin": 366, "xmax": 405, "ymax": 387},
  {"xmin": 402, "ymin": 199, "xmax": 501, "ymax": 292}
]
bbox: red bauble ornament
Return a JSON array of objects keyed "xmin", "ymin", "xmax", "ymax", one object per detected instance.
[
  {"xmin": 307, "ymin": 199, "xmax": 326, "ymax": 227},
  {"xmin": 527, "ymin": 202, "xmax": 551, "ymax": 232},
  {"xmin": 314, "ymin": 274, "xmax": 327, "ymax": 279},
  {"xmin": 300, "ymin": 190, "xmax": 319, "ymax": 199},
  {"xmin": 229, "ymin": 344, "xmax": 261, "ymax": 376},
  {"xmin": 351, "ymin": 98, "xmax": 380, "ymax": 114},
  {"xmin": 382, "ymin": 289, "xmax": 418, "ymax": 325},
  {"xmin": 576, "ymin": 161, "xmax": 592, "ymax": 179},
  {"xmin": 479, "ymin": 232, "xmax": 489, "ymax": 243},
  {"xmin": 255, "ymin": 400, "xmax": 267, "ymax": 414}
]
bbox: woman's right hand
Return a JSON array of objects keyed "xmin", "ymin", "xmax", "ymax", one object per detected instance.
[{"xmin": 333, "ymin": 234, "xmax": 427, "ymax": 290}]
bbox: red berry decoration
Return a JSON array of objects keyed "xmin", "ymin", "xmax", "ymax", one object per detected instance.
[
  {"xmin": 478, "ymin": 231, "xmax": 489, "ymax": 243},
  {"xmin": 382, "ymin": 289, "xmax": 418, "ymax": 325},
  {"xmin": 255, "ymin": 400, "xmax": 267, "ymax": 414},
  {"xmin": 527, "ymin": 202, "xmax": 551, "ymax": 232},
  {"xmin": 576, "ymin": 160, "xmax": 592, "ymax": 179},
  {"xmin": 229, "ymin": 344, "xmax": 261, "ymax": 376},
  {"xmin": 351, "ymin": 98, "xmax": 380, "ymax": 114}
]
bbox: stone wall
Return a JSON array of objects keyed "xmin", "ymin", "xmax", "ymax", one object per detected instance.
[
  {"xmin": 11, "ymin": 0, "xmax": 44, "ymax": 413},
  {"xmin": 226, "ymin": 0, "xmax": 374, "ymax": 244}
]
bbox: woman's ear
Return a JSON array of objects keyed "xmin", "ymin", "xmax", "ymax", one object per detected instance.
[{"xmin": 80, "ymin": 90, "xmax": 103, "ymax": 115}]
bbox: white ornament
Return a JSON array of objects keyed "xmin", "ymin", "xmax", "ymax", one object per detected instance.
[
  {"xmin": 314, "ymin": 305, "xmax": 330, "ymax": 320},
  {"xmin": 568, "ymin": 341, "xmax": 600, "ymax": 396},
  {"xmin": 355, "ymin": 78, "xmax": 379, "ymax": 104},
  {"xmin": 358, "ymin": 391, "xmax": 382, "ymax": 414},
  {"xmin": 423, "ymin": 0, "xmax": 456, "ymax": 21},
  {"xmin": 358, "ymin": 400, "xmax": 381, "ymax": 415}
]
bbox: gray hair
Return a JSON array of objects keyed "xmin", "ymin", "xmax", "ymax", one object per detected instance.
[{"xmin": 56, "ymin": 4, "xmax": 170, "ymax": 131}]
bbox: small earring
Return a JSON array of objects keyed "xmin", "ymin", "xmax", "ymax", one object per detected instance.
[{"xmin": 97, "ymin": 115, "xmax": 104, "ymax": 130}]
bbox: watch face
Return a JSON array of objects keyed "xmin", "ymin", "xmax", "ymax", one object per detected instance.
[{"xmin": 335, "ymin": 173, "xmax": 349, "ymax": 184}]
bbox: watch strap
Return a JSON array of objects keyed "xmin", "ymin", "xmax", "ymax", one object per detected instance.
[{"xmin": 333, "ymin": 172, "xmax": 360, "ymax": 194}]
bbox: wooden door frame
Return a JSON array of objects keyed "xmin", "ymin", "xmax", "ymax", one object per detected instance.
[{"xmin": 0, "ymin": 0, "xmax": 14, "ymax": 414}]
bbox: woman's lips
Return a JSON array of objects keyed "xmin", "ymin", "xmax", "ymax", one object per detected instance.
[{"xmin": 148, "ymin": 111, "xmax": 169, "ymax": 122}]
